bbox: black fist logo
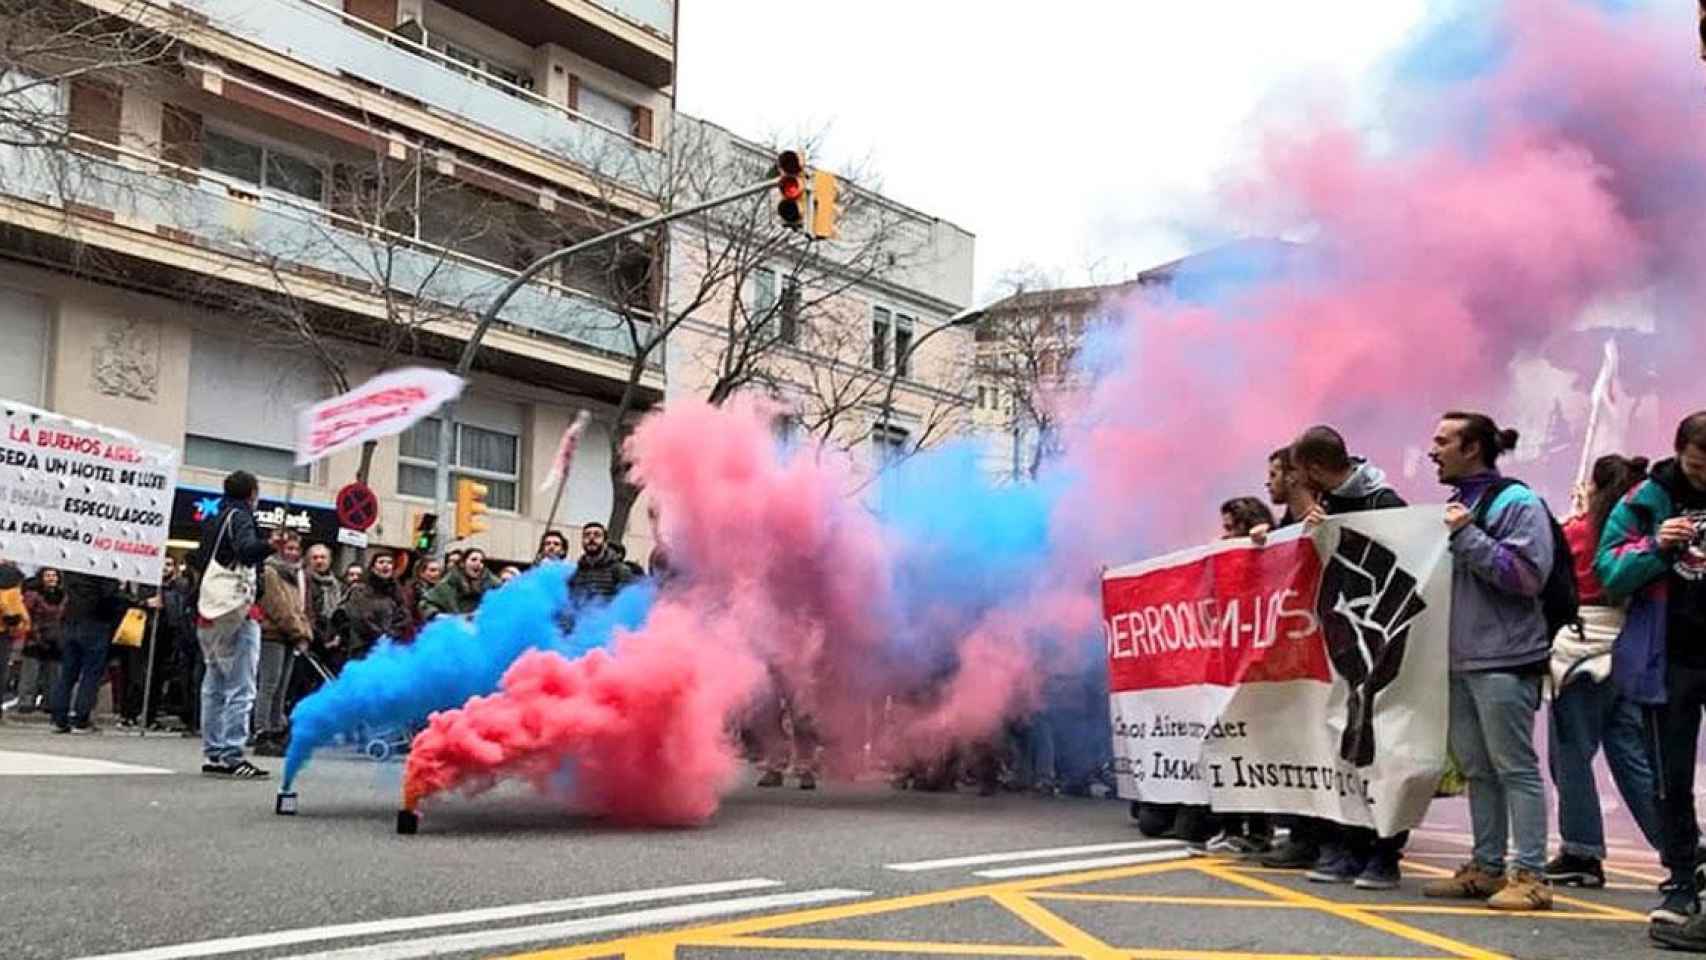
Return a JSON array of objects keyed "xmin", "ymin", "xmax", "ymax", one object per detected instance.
[{"xmin": 1316, "ymin": 528, "xmax": 1426, "ymax": 768}]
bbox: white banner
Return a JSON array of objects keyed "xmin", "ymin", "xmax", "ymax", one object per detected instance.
[
  {"xmin": 1102, "ymin": 507, "xmax": 1453, "ymax": 836},
  {"xmin": 0, "ymin": 402, "xmax": 180, "ymax": 582},
  {"xmin": 295, "ymin": 367, "xmax": 464, "ymax": 466}
]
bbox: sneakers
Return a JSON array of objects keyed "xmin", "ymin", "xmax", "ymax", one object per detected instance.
[
  {"xmin": 1423, "ymin": 862, "xmax": 1507, "ymax": 899},
  {"xmin": 1260, "ymin": 837, "xmax": 1320, "ymax": 870},
  {"xmin": 1544, "ymin": 853, "xmax": 1606, "ymax": 889},
  {"xmin": 1355, "ymin": 854, "xmax": 1402, "ymax": 891},
  {"xmin": 51, "ymin": 723, "xmax": 72, "ymax": 734},
  {"xmin": 1486, "ymin": 869, "xmax": 1552, "ymax": 912},
  {"xmin": 1305, "ymin": 847, "xmax": 1366, "ymax": 884},
  {"xmin": 1651, "ymin": 885, "xmax": 1699, "ymax": 926},
  {"xmin": 756, "ymin": 770, "xmax": 784, "ymax": 788},
  {"xmin": 203, "ymin": 760, "xmax": 270, "ymax": 779},
  {"xmin": 797, "ymin": 771, "xmax": 817, "ymax": 791},
  {"xmin": 70, "ymin": 723, "xmax": 100, "ymax": 735},
  {"xmin": 1653, "ymin": 911, "xmax": 1706, "ymax": 950}
]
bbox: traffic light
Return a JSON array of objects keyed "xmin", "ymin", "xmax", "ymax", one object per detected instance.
[
  {"xmin": 454, "ymin": 479, "xmax": 489, "ymax": 540},
  {"xmin": 809, "ymin": 169, "xmax": 839, "ymax": 240},
  {"xmin": 775, "ymin": 150, "xmax": 806, "ymax": 230},
  {"xmin": 411, "ymin": 511, "xmax": 438, "ymax": 554}
]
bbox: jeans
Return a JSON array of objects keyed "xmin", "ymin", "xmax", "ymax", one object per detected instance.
[
  {"xmin": 1657, "ymin": 661, "xmax": 1706, "ymax": 883},
  {"xmin": 1449, "ymin": 671, "xmax": 1548, "ymax": 874},
  {"xmin": 16, "ymin": 655, "xmax": 57, "ymax": 711},
  {"xmin": 49, "ymin": 623, "xmax": 112, "ymax": 728},
  {"xmin": 255, "ymin": 642, "xmax": 295, "ymax": 737},
  {"xmin": 200, "ymin": 618, "xmax": 260, "ymax": 765},
  {"xmin": 1548, "ymin": 678, "xmax": 1664, "ymax": 860}
]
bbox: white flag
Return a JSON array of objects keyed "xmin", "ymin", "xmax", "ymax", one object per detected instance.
[
  {"xmin": 295, "ymin": 367, "xmax": 464, "ymax": 466},
  {"xmin": 1578, "ymin": 338, "xmax": 1623, "ymax": 482},
  {"xmin": 538, "ymin": 410, "xmax": 592, "ymax": 493}
]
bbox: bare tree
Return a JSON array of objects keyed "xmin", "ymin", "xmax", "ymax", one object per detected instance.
[
  {"xmin": 562, "ymin": 116, "xmax": 967, "ymax": 540},
  {"xmin": 185, "ymin": 142, "xmax": 562, "ymax": 486},
  {"xmin": 0, "ymin": 1, "xmax": 178, "ymax": 177},
  {"xmin": 975, "ymin": 266, "xmax": 1096, "ymax": 481}
]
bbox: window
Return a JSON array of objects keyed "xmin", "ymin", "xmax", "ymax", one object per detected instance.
[
  {"xmin": 779, "ymin": 278, "xmax": 801, "ymax": 345},
  {"xmin": 893, "ymin": 314, "xmax": 915, "ymax": 378},
  {"xmin": 203, "ymin": 127, "xmax": 325, "ymax": 204},
  {"xmin": 433, "ymin": 39, "xmax": 534, "ymax": 97},
  {"xmin": 872, "ymin": 424, "xmax": 909, "ymax": 467},
  {"xmin": 872, "ymin": 306, "xmax": 891, "ymax": 371},
  {"xmin": 397, "ymin": 418, "xmax": 520, "ymax": 511},
  {"xmin": 749, "ymin": 267, "xmax": 776, "ymax": 334},
  {"xmin": 0, "ymin": 288, "xmax": 49, "ymax": 405},
  {"xmin": 976, "ymin": 386, "xmax": 987, "ymax": 409},
  {"xmin": 578, "ymin": 84, "xmax": 633, "ymax": 132},
  {"xmin": 184, "ymin": 435, "xmax": 309, "ymax": 483}
]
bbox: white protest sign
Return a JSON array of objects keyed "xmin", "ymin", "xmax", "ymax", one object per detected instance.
[
  {"xmin": 296, "ymin": 367, "xmax": 464, "ymax": 465},
  {"xmin": 0, "ymin": 402, "xmax": 180, "ymax": 582}
]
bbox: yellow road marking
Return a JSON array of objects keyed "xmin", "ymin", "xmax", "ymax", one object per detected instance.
[
  {"xmin": 1198, "ymin": 862, "xmax": 1511, "ymax": 960},
  {"xmin": 1030, "ymin": 891, "xmax": 1640, "ymax": 922},
  {"xmin": 686, "ymin": 935, "xmax": 1074, "ymax": 955},
  {"xmin": 988, "ymin": 891, "xmax": 1122, "ymax": 959},
  {"xmin": 1603, "ymin": 863, "xmax": 1665, "ymax": 884},
  {"xmin": 1550, "ymin": 891, "xmax": 1651, "ymax": 922}
]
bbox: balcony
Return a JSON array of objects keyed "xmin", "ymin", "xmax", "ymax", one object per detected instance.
[
  {"xmin": 0, "ymin": 138, "xmax": 656, "ymax": 369},
  {"xmin": 171, "ymin": 0, "xmax": 661, "ymax": 192},
  {"xmin": 437, "ymin": 0, "xmax": 673, "ymax": 86}
]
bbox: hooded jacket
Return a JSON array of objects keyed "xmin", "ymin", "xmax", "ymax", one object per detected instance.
[
  {"xmin": 1447, "ymin": 471, "xmax": 1554, "ymax": 673},
  {"xmin": 1323, "ymin": 459, "xmax": 1407, "ymax": 514},
  {"xmin": 419, "ymin": 565, "xmax": 498, "ymax": 619},
  {"xmin": 1596, "ymin": 458, "xmax": 1706, "ymax": 704},
  {"xmin": 335, "ymin": 573, "xmax": 411, "ymax": 658}
]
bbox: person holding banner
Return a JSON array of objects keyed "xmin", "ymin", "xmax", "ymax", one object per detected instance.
[
  {"xmin": 1279, "ymin": 426, "xmax": 1412, "ymax": 890},
  {"xmin": 1423, "ymin": 412, "xmax": 1555, "ymax": 912},
  {"xmin": 1595, "ymin": 412, "xmax": 1706, "ymax": 940},
  {"xmin": 49, "ymin": 571, "xmax": 131, "ymax": 735}
]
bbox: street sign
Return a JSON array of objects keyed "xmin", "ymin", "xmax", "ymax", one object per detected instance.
[
  {"xmin": 337, "ymin": 527, "xmax": 369, "ymax": 549},
  {"xmin": 335, "ymin": 482, "xmax": 379, "ymax": 531}
]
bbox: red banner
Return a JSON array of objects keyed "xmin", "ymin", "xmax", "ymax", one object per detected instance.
[{"xmin": 1103, "ymin": 537, "xmax": 1331, "ymax": 692}]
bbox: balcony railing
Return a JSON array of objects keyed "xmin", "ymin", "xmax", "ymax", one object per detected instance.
[
  {"xmin": 170, "ymin": 0, "xmax": 660, "ymax": 192},
  {"xmin": 592, "ymin": 0, "xmax": 673, "ymax": 39},
  {"xmin": 0, "ymin": 139, "xmax": 656, "ymax": 367}
]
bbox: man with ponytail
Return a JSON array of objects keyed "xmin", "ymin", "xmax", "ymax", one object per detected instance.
[
  {"xmin": 1596, "ymin": 412, "xmax": 1706, "ymax": 941},
  {"xmin": 1422, "ymin": 412, "xmax": 1555, "ymax": 912}
]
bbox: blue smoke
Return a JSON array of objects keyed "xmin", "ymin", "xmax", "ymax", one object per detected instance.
[{"xmin": 281, "ymin": 564, "xmax": 656, "ymax": 788}]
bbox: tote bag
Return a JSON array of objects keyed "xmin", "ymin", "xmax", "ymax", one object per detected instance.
[
  {"xmin": 111, "ymin": 608, "xmax": 146, "ymax": 648},
  {"xmin": 197, "ymin": 511, "xmax": 256, "ymax": 622}
]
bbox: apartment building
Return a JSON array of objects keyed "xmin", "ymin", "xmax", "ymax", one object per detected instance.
[
  {"xmin": 662, "ymin": 115, "xmax": 978, "ymax": 487},
  {"xmin": 0, "ymin": 0, "xmax": 678, "ymax": 564}
]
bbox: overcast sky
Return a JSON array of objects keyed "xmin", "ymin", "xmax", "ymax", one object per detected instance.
[{"xmin": 676, "ymin": 1, "xmax": 1429, "ymax": 302}]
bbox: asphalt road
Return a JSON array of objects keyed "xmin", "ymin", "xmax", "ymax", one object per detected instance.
[{"xmin": 0, "ymin": 720, "xmax": 1675, "ymax": 960}]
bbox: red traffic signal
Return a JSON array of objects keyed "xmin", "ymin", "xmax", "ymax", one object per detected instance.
[{"xmin": 775, "ymin": 150, "xmax": 806, "ymax": 229}]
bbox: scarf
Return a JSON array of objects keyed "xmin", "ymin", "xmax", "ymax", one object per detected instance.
[{"xmin": 307, "ymin": 568, "xmax": 341, "ymax": 621}]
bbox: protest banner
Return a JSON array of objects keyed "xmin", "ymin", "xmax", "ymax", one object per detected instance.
[
  {"xmin": 1, "ymin": 402, "xmax": 180, "ymax": 582},
  {"xmin": 1102, "ymin": 507, "xmax": 1453, "ymax": 836},
  {"xmin": 295, "ymin": 367, "xmax": 464, "ymax": 465}
]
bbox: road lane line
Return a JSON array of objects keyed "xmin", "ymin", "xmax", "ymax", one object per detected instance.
[
  {"xmin": 273, "ymin": 889, "xmax": 870, "ymax": 960},
  {"xmin": 0, "ymin": 750, "xmax": 172, "ymax": 776},
  {"xmin": 973, "ymin": 849, "xmax": 1192, "ymax": 879},
  {"xmin": 886, "ymin": 840, "xmax": 1185, "ymax": 872},
  {"xmin": 688, "ymin": 936, "xmax": 1074, "ymax": 956},
  {"xmin": 71, "ymin": 878, "xmax": 783, "ymax": 960},
  {"xmin": 988, "ymin": 892, "xmax": 1121, "ymax": 960}
]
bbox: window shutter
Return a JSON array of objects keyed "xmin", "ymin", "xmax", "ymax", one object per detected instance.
[
  {"xmin": 68, "ymin": 80, "xmax": 121, "ymax": 158},
  {"xmin": 161, "ymin": 105, "xmax": 202, "ymax": 181},
  {"xmin": 566, "ymin": 74, "xmax": 581, "ymax": 112},
  {"xmin": 344, "ymin": 0, "xmax": 398, "ymax": 29},
  {"xmin": 631, "ymin": 105, "xmax": 654, "ymax": 143}
]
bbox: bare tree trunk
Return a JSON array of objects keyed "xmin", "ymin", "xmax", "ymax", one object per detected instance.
[{"xmin": 605, "ymin": 427, "xmax": 641, "ymax": 545}]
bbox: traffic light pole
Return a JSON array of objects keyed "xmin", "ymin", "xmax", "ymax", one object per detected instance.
[{"xmin": 431, "ymin": 176, "xmax": 780, "ymax": 557}]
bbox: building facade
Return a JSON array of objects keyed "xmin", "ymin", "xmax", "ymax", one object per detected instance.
[
  {"xmin": 0, "ymin": 0, "xmax": 679, "ymax": 566},
  {"xmin": 662, "ymin": 116, "xmax": 978, "ymax": 488}
]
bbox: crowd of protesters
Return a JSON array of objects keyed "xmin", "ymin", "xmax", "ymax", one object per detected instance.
[
  {"xmin": 1125, "ymin": 409, "xmax": 1706, "ymax": 950},
  {"xmin": 8, "ymin": 412, "xmax": 1706, "ymax": 948}
]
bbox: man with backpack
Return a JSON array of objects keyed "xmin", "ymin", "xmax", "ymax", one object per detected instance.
[
  {"xmin": 1421, "ymin": 412, "xmax": 1557, "ymax": 912},
  {"xmin": 1595, "ymin": 412, "xmax": 1706, "ymax": 941}
]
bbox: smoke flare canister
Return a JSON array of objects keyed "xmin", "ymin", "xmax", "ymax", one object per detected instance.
[
  {"xmin": 397, "ymin": 808, "xmax": 419, "ymax": 835},
  {"xmin": 274, "ymin": 791, "xmax": 298, "ymax": 816}
]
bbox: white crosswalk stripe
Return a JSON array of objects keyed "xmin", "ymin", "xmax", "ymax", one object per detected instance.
[
  {"xmin": 886, "ymin": 839, "xmax": 1188, "ymax": 873},
  {"xmin": 71, "ymin": 879, "xmax": 868, "ymax": 960},
  {"xmin": 0, "ymin": 749, "xmax": 172, "ymax": 777}
]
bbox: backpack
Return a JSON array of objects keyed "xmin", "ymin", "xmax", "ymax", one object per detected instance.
[{"xmin": 1471, "ymin": 477, "xmax": 1580, "ymax": 640}]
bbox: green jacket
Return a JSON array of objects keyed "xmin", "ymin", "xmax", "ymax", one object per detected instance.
[
  {"xmin": 1593, "ymin": 458, "xmax": 1685, "ymax": 704},
  {"xmin": 419, "ymin": 567, "xmax": 499, "ymax": 619}
]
